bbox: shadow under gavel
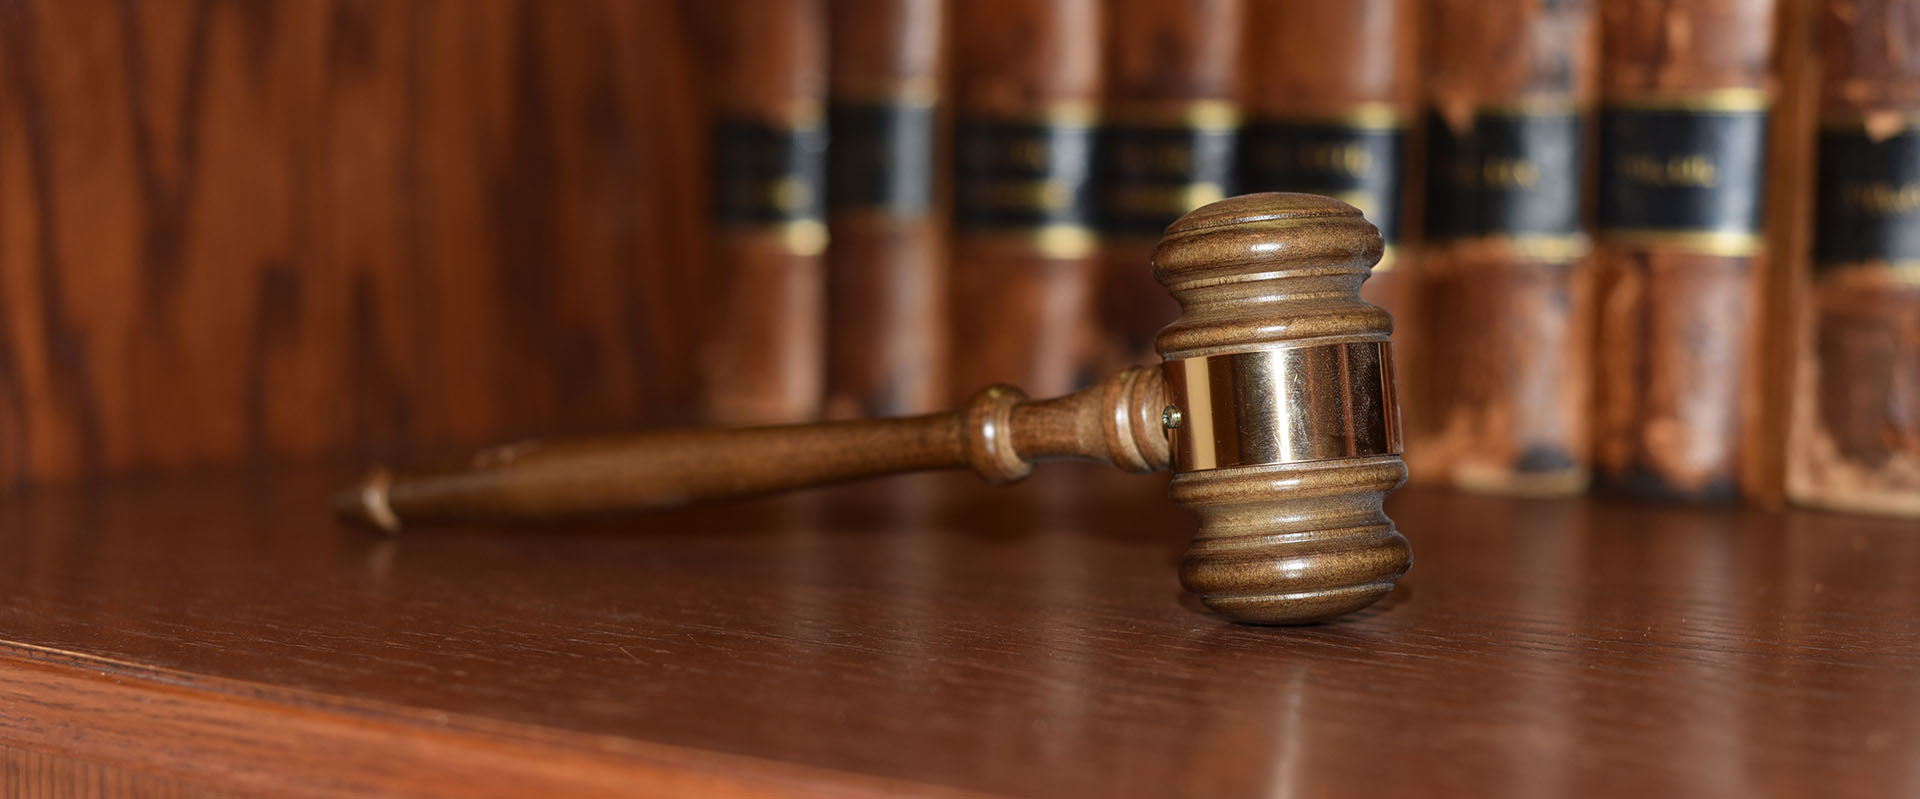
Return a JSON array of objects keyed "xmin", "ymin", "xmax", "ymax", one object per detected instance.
[{"xmin": 335, "ymin": 193, "xmax": 1410, "ymax": 625}]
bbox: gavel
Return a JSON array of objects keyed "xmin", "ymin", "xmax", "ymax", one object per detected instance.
[{"xmin": 334, "ymin": 193, "xmax": 1410, "ymax": 624}]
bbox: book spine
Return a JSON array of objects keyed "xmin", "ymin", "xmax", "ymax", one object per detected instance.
[
  {"xmin": 1591, "ymin": 0, "xmax": 1777, "ymax": 502},
  {"xmin": 1094, "ymin": 0, "xmax": 1244, "ymax": 368},
  {"xmin": 702, "ymin": 0, "xmax": 829, "ymax": 424},
  {"xmin": 1238, "ymin": 0, "xmax": 1421, "ymax": 315},
  {"xmin": 1412, "ymin": 0, "xmax": 1597, "ymax": 495},
  {"xmin": 1786, "ymin": 0, "xmax": 1920, "ymax": 518},
  {"xmin": 824, "ymin": 0, "xmax": 948, "ymax": 418},
  {"xmin": 948, "ymin": 0, "xmax": 1103, "ymax": 399},
  {"xmin": 1237, "ymin": 0, "xmax": 1424, "ymax": 479}
]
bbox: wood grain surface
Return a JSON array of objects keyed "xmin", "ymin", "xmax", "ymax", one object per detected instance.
[
  {"xmin": 3, "ymin": 744, "xmax": 248, "ymax": 799},
  {"xmin": 0, "ymin": 0, "xmax": 713, "ymax": 489},
  {"xmin": 2, "ymin": 465, "xmax": 1917, "ymax": 797}
]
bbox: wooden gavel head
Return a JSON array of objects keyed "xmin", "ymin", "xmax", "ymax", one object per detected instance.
[
  {"xmin": 1149, "ymin": 192, "xmax": 1409, "ymax": 623},
  {"xmin": 334, "ymin": 192, "xmax": 1409, "ymax": 625}
]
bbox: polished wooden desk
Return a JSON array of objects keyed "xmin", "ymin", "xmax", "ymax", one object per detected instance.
[{"xmin": 0, "ymin": 465, "xmax": 1914, "ymax": 797}]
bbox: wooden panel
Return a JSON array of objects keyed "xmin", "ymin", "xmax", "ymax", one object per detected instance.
[
  {"xmin": 0, "ymin": 0, "xmax": 710, "ymax": 489},
  {"xmin": 0, "ymin": 465, "xmax": 1916, "ymax": 796}
]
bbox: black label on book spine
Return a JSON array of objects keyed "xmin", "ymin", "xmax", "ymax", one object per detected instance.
[
  {"xmin": 1597, "ymin": 100, "xmax": 1768, "ymax": 254},
  {"xmin": 712, "ymin": 116, "xmax": 828, "ymax": 253},
  {"xmin": 1814, "ymin": 124, "xmax": 1920, "ymax": 273},
  {"xmin": 1238, "ymin": 118, "xmax": 1407, "ymax": 244},
  {"xmin": 953, "ymin": 117, "xmax": 1099, "ymax": 255},
  {"xmin": 828, "ymin": 101, "xmax": 936, "ymax": 215},
  {"xmin": 1097, "ymin": 118, "xmax": 1237, "ymax": 238},
  {"xmin": 1425, "ymin": 108, "xmax": 1585, "ymax": 258}
]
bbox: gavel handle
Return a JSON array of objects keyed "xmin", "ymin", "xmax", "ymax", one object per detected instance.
[{"xmin": 334, "ymin": 367, "xmax": 1172, "ymax": 532}]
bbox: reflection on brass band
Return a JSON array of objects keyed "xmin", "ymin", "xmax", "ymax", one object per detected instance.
[
  {"xmin": 1599, "ymin": 228, "xmax": 1762, "ymax": 257},
  {"xmin": 1108, "ymin": 99, "xmax": 1240, "ymax": 130},
  {"xmin": 968, "ymin": 225, "xmax": 1098, "ymax": 259},
  {"xmin": 1254, "ymin": 102, "xmax": 1405, "ymax": 131},
  {"xmin": 1604, "ymin": 88, "xmax": 1770, "ymax": 113},
  {"xmin": 1163, "ymin": 342, "xmax": 1400, "ymax": 472}
]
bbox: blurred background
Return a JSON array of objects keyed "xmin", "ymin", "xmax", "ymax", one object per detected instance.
[{"xmin": 0, "ymin": 0, "xmax": 1912, "ymax": 520}]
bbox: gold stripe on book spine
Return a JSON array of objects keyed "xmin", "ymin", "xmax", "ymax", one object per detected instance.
[
  {"xmin": 1107, "ymin": 99, "xmax": 1240, "ymax": 131},
  {"xmin": 1473, "ymin": 96, "xmax": 1587, "ymax": 116},
  {"xmin": 975, "ymin": 101, "xmax": 1101, "ymax": 128},
  {"xmin": 1480, "ymin": 234, "xmax": 1593, "ymax": 262},
  {"xmin": 1817, "ymin": 261, "xmax": 1920, "ymax": 287},
  {"xmin": 833, "ymin": 78, "xmax": 940, "ymax": 108},
  {"xmin": 1597, "ymin": 228, "xmax": 1762, "ymax": 257},
  {"xmin": 963, "ymin": 225, "xmax": 1098, "ymax": 260},
  {"xmin": 1605, "ymin": 88, "xmax": 1771, "ymax": 113},
  {"xmin": 774, "ymin": 220, "xmax": 828, "ymax": 256},
  {"xmin": 755, "ymin": 99, "xmax": 825, "ymax": 128},
  {"xmin": 1259, "ymin": 102, "xmax": 1407, "ymax": 131},
  {"xmin": 1817, "ymin": 113, "xmax": 1920, "ymax": 131}
]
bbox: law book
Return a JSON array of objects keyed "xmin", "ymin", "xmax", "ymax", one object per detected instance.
[
  {"xmin": 699, "ymin": 0, "xmax": 829, "ymax": 424},
  {"xmin": 1093, "ymin": 0, "xmax": 1244, "ymax": 369},
  {"xmin": 1786, "ymin": 0, "xmax": 1920, "ymax": 518},
  {"xmin": 1411, "ymin": 0, "xmax": 1597, "ymax": 495},
  {"xmin": 1590, "ymin": 0, "xmax": 1778, "ymax": 502},
  {"xmin": 824, "ymin": 0, "xmax": 948, "ymax": 418},
  {"xmin": 1236, "ymin": 0, "xmax": 1425, "ymax": 473},
  {"xmin": 1238, "ymin": 0, "xmax": 1420, "ymax": 311},
  {"xmin": 947, "ymin": 0, "xmax": 1103, "ymax": 400}
]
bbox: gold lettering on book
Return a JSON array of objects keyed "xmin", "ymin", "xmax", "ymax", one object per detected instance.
[
  {"xmin": 1111, "ymin": 139, "xmax": 1196, "ymax": 174},
  {"xmin": 960, "ymin": 179, "xmax": 1076, "ymax": 211},
  {"xmin": 1618, "ymin": 153, "xmax": 1717, "ymax": 187},
  {"xmin": 1107, "ymin": 184, "xmax": 1226, "ymax": 217},
  {"xmin": 1295, "ymin": 141, "xmax": 1371, "ymax": 176},
  {"xmin": 1843, "ymin": 182, "xmax": 1920, "ymax": 215},
  {"xmin": 1481, "ymin": 156, "xmax": 1539, "ymax": 188}
]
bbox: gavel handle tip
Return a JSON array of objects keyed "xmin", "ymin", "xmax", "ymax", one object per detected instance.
[{"xmin": 333, "ymin": 466, "xmax": 404, "ymax": 535}]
